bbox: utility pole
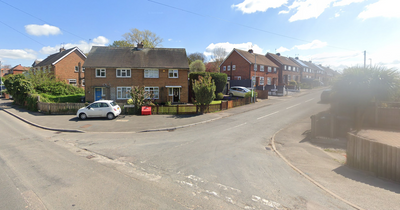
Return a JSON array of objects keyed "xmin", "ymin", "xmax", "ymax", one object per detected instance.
[{"xmin": 364, "ymin": 50, "xmax": 366, "ymax": 69}]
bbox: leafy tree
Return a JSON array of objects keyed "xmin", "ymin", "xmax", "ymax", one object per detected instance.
[
  {"xmin": 192, "ymin": 73, "xmax": 216, "ymax": 113},
  {"xmin": 109, "ymin": 40, "xmax": 134, "ymax": 47},
  {"xmin": 189, "ymin": 60, "xmax": 206, "ymax": 73},
  {"xmin": 187, "ymin": 52, "xmax": 206, "ymax": 64},
  {"xmin": 123, "ymin": 28, "xmax": 163, "ymax": 48},
  {"xmin": 331, "ymin": 65, "xmax": 400, "ymax": 130},
  {"xmin": 128, "ymin": 86, "xmax": 154, "ymax": 114},
  {"xmin": 4, "ymin": 74, "xmax": 34, "ymax": 105}
]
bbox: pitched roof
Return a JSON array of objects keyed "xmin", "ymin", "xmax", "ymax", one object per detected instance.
[
  {"xmin": 83, "ymin": 46, "xmax": 189, "ymax": 69},
  {"xmin": 35, "ymin": 47, "xmax": 86, "ymax": 67},
  {"xmin": 234, "ymin": 49, "xmax": 278, "ymax": 68},
  {"xmin": 267, "ymin": 53, "xmax": 300, "ymax": 67},
  {"xmin": 289, "ymin": 57, "xmax": 311, "ymax": 68},
  {"xmin": 300, "ymin": 60, "xmax": 321, "ymax": 71},
  {"xmin": 10, "ymin": 64, "xmax": 30, "ymax": 71}
]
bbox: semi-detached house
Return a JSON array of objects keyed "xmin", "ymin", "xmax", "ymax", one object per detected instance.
[
  {"xmin": 83, "ymin": 45, "xmax": 189, "ymax": 104},
  {"xmin": 266, "ymin": 53, "xmax": 300, "ymax": 85}
]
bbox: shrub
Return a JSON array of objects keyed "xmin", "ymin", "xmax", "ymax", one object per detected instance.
[
  {"xmin": 189, "ymin": 72, "xmax": 227, "ymax": 94},
  {"xmin": 244, "ymin": 90, "xmax": 258, "ymax": 98},
  {"xmin": 216, "ymin": 92, "xmax": 224, "ymax": 100},
  {"xmin": 189, "ymin": 60, "xmax": 206, "ymax": 73},
  {"xmin": 288, "ymin": 80, "xmax": 297, "ymax": 86}
]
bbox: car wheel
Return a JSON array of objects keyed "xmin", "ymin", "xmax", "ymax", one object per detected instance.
[
  {"xmin": 107, "ymin": 112, "xmax": 115, "ymax": 120},
  {"xmin": 79, "ymin": 113, "xmax": 87, "ymax": 120},
  {"xmin": 229, "ymin": 93, "xmax": 233, "ymax": 97}
]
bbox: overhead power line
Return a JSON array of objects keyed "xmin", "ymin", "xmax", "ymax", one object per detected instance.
[{"xmin": 0, "ymin": 20, "xmax": 46, "ymax": 47}]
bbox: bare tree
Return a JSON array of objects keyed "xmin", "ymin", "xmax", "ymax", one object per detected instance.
[
  {"xmin": 123, "ymin": 28, "xmax": 163, "ymax": 48},
  {"xmin": 210, "ymin": 47, "xmax": 227, "ymax": 72},
  {"xmin": 187, "ymin": 52, "xmax": 206, "ymax": 64}
]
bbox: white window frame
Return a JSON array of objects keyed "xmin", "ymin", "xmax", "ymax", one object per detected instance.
[
  {"xmin": 284, "ymin": 65, "xmax": 287, "ymax": 70},
  {"xmin": 267, "ymin": 77, "xmax": 272, "ymax": 85},
  {"xmin": 144, "ymin": 87, "xmax": 159, "ymax": 99},
  {"xmin": 117, "ymin": 87, "xmax": 132, "ymax": 100},
  {"xmin": 82, "ymin": 79, "xmax": 85, "ymax": 87},
  {"xmin": 259, "ymin": 77, "xmax": 264, "ymax": 85},
  {"xmin": 232, "ymin": 65, "xmax": 236, "ymax": 71},
  {"xmin": 267, "ymin": 67, "xmax": 271, "ymax": 72},
  {"xmin": 227, "ymin": 66, "xmax": 231, "ymax": 71},
  {"xmin": 254, "ymin": 64, "xmax": 257, "ymax": 71},
  {"xmin": 68, "ymin": 79, "xmax": 77, "ymax": 86},
  {"xmin": 43, "ymin": 66, "xmax": 46, "ymax": 73},
  {"xmin": 223, "ymin": 66, "xmax": 226, "ymax": 71},
  {"xmin": 96, "ymin": 68, "xmax": 106, "ymax": 78},
  {"xmin": 82, "ymin": 67, "xmax": 85, "ymax": 73},
  {"xmin": 168, "ymin": 69, "xmax": 178, "ymax": 78},
  {"xmin": 75, "ymin": 66, "xmax": 79, "ymax": 72},
  {"xmin": 288, "ymin": 75, "xmax": 291, "ymax": 81},
  {"xmin": 288, "ymin": 66, "xmax": 291, "ymax": 71},
  {"xmin": 274, "ymin": 67, "xmax": 277, "ymax": 73},
  {"xmin": 227, "ymin": 76, "xmax": 230, "ymax": 81},
  {"xmin": 144, "ymin": 69, "xmax": 159, "ymax": 78},
  {"xmin": 116, "ymin": 68, "xmax": 131, "ymax": 78},
  {"xmin": 260, "ymin": 65, "xmax": 264, "ymax": 72}
]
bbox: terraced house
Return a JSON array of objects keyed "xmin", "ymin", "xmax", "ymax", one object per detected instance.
[
  {"xmin": 266, "ymin": 53, "xmax": 300, "ymax": 85},
  {"xmin": 83, "ymin": 45, "xmax": 189, "ymax": 104}
]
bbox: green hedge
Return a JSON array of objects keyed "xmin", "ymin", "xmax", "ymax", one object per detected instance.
[
  {"xmin": 189, "ymin": 72, "xmax": 227, "ymax": 94},
  {"xmin": 39, "ymin": 93, "xmax": 85, "ymax": 103}
]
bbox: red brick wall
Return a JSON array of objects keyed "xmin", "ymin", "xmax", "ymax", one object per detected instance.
[
  {"xmin": 85, "ymin": 67, "xmax": 189, "ymax": 104},
  {"xmin": 53, "ymin": 51, "xmax": 86, "ymax": 87}
]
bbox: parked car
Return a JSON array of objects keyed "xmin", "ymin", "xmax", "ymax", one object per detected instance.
[
  {"xmin": 228, "ymin": 86, "xmax": 251, "ymax": 97},
  {"xmin": 320, "ymin": 89, "xmax": 331, "ymax": 103},
  {"xmin": 77, "ymin": 100, "xmax": 121, "ymax": 120}
]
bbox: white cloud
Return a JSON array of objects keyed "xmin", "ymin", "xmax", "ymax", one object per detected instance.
[
  {"xmin": 293, "ymin": 40, "xmax": 328, "ymax": 50},
  {"xmin": 333, "ymin": 0, "xmax": 365, "ymax": 7},
  {"xmin": 358, "ymin": 0, "xmax": 400, "ymax": 20},
  {"xmin": 276, "ymin": 46, "xmax": 290, "ymax": 53},
  {"xmin": 232, "ymin": 0, "xmax": 288, "ymax": 14},
  {"xmin": 40, "ymin": 36, "xmax": 109, "ymax": 54},
  {"xmin": 285, "ymin": 0, "xmax": 335, "ymax": 22},
  {"xmin": 0, "ymin": 49, "xmax": 37, "ymax": 60},
  {"xmin": 204, "ymin": 42, "xmax": 263, "ymax": 57},
  {"xmin": 168, "ymin": 39, "xmax": 172, "ymax": 41},
  {"xmin": 25, "ymin": 24, "xmax": 62, "ymax": 36}
]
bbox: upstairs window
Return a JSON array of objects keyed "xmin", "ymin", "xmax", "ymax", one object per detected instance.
[
  {"xmin": 232, "ymin": 65, "xmax": 236, "ymax": 71},
  {"xmin": 168, "ymin": 69, "xmax": 178, "ymax": 78},
  {"xmin": 288, "ymin": 66, "xmax": 291, "ymax": 71},
  {"xmin": 228, "ymin": 66, "xmax": 231, "ymax": 71},
  {"xmin": 223, "ymin": 66, "xmax": 226, "ymax": 71},
  {"xmin": 43, "ymin": 66, "xmax": 46, "ymax": 73},
  {"xmin": 274, "ymin": 67, "xmax": 277, "ymax": 73},
  {"xmin": 82, "ymin": 67, "xmax": 85, "ymax": 72},
  {"xmin": 116, "ymin": 68, "xmax": 131, "ymax": 78},
  {"xmin": 96, "ymin": 68, "xmax": 106, "ymax": 77},
  {"xmin": 144, "ymin": 69, "xmax": 159, "ymax": 78},
  {"xmin": 267, "ymin": 67, "xmax": 272, "ymax": 72},
  {"xmin": 75, "ymin": 66, "xmax": 79, "ymax": 72},
  {"xmin": 260, "ymin": 66, "xmax": 264, "ymax": 72},
  {"xmin": 284, "ymin": 65, "xmax": 287, "ymax": 70}
]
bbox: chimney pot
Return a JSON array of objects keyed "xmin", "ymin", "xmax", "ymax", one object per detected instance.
[
  {"xmin": 248, "ymin": 49, "xmax": 253, "ymax": 53},
  {"xmin": 277, "ymin": 53, "xmax": 281, "ymax": 56},
  {"xmin": 295, "ymin": 57, "xmax": 299, "ymax": 59},
  {"xmin": 137, "ymin": 42, "xmax": 144, "ymax": 48},
  {"xmin": 59, "ymin": 47, "xmax": 65, "ymax": 52}
]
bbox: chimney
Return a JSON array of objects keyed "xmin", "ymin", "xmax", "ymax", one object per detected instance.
[
  {"xmin": 59, "ymin": 47, "xmax": 65, "ymax": 52},
  {"xmin": 295, "ymin": 57, "xmax": 299, "ymax": 60},
  {"xmin": 276, "ymin": 53, "xmax": 281, "ymax": 56},
  {"xmin": 137, "ymin": 42, "xmax": 144, "ymax": 48},
  {"xmin": 248, "ymin": 49, "xmax": 253, "ymax": 53}
]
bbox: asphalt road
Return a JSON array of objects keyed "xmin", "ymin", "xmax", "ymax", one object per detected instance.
[{"xmin": 0, "ymin": 90, "xmax": 355, "ymax": 209}]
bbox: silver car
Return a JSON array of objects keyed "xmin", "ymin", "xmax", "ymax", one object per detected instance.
[
  {"xmin": 77, "ymin": 100, "xmax": 121, "ymax": 120},
  {"xmin": 228, "ymin": 86, "xmax": 251, "ymax": 97}
]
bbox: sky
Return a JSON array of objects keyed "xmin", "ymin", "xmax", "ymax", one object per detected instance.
[{"xmin": 1, "ymin": 0, "xmax": 399, "ymax": 72}]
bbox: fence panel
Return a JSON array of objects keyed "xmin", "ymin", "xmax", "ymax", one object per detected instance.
[{"xmin": 38, "ymin": 102, "xmax": 85, "ymax": 114}]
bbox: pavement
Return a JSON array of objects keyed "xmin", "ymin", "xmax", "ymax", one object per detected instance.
[{"xmin": 2, "ymin": 88, "xmax": 399, "ymax": 209}]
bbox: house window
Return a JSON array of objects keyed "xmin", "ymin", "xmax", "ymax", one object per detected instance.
[
  {"xmin": 68, "ymin": 79, "xmax": 77, "ymax": 86},
  {"xmin": 274, "ymin": 67, "xmax": 277, "ymax": 73},
  {"xmin": 48, "ymin": 66, "xmax": 51, "ymax": 73},
  {"xmin": 227, "ymin": 76, "xmax": 230, "ymax": 81},
  {"xmin": 223, "ymin": 66, "xmax": 226, "ymax": 71},
  {"xmin": 267, "ymin": 77, "xmax": 271, "ymax": 85},
  {"xmin": 168, "ymin": 69, "xmax": 178, "ymax": 78},
  {"xmin": 228, "ymin": 66, "xmax": 231, "ymax": 71},
  {"xmin": 259, "ymin": 77, "xmax": 264, "ymax": 85},
  {"xmin": 260, "ymin": 66, "xmax": 264, "ymax": 72},
  {"xmin": 267, "ymin": 67, "xmax": 271, "ymax": 72},
  {"xmin": 234, "ymin": 76, "xmax": 241, "ymax": 80},
  {"xmin": 144, "ymin": 69, "xmax": 159, "ymax": 78},
  {"xmin": 116, "ymin": 68, "xmax": 131, "ymax": 78},
  {"xmin": 288, "ymin": 66, "xmax": 291, "ymax": 71},
  {"xmin": 43, "ymin": 66, "xmax": 46, "ymax": 73},
  {"xmin": 96, "ymin": 68, "xmax": 106, "ymax": 77},
  {"xmin": 284, "ymin": 65, "xmax": 287, "ymax": 70},
  {"xmin": 75, "ymin": 66, "xmax": 79, "ymax": 72},
  {"xmin": 232, "ymin": 65, "xmax": 236, "ymax": 71},
  {"xmin": 144, "ymin": 87, "xmax": 159, "ymax": 99},
  {"xmin": 82, "ymin": 79, "xmax": 85, "ymax": 87},
  {"xmin": 288, "ymin": 75, "xmax": 291, "ymax": 81},
  {"xmin": 82, "ymin": 67, "xmax": 85, "ymax": 72},
  {"xmin": 117, "ymin": 87, "xmax": 132, "ymax": 99},
  {"xmin": 254, "ymin": 64, "xmax": 257, "ymax": 71}
]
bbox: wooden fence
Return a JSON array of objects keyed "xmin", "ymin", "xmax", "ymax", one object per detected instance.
[
  {"xmin": 347, "ymin": 132, "xmax": 400, "ymax": 183},
  {"xmin": 38, "ymin": 102, "xmax": 85, "ymax": 114}
]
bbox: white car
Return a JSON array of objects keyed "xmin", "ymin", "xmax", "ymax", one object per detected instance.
[
  {"xmin": 228, "ymin": 86, "xmax": 251, "ymax": 97},
  {"xmin": 77, "ymin": 100, "xmax": 121, "ymax": 120}
]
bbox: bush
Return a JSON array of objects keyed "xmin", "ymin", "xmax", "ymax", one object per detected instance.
[
  {"xmin": 288, "ymin": 80, "xmax": 297, "ymax": 86},
  {"xmin": 39, "ymin": 93, "xmax": 85, "ymax": 103},
  {"xmin": 244, "ymin": 91, "xmax": 258, "ymax": 98},
  {"xmin": 189, "ymin": 72, "xmax": 227, "ymax": 94},
  {"xmin": 216, "ymin": 92, "xmax": 224, "ymax": 100}
]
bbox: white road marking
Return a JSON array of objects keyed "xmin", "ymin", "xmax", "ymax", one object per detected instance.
[
  {"xmin": 257, "ymin": 111, "xmax": 280, "ymax": 120},
  {"xmin": 286, "ymin": 103, "xmax": 301, "ymax": 109},
  {"xmin": 305, "ymin": 98, "xmax": 315, "ymax": 102},
  {"xmin": 224, "ymin": 122, "xmax": 247, "ymax": 131},
  {"xmin": 116, "ymin": 120, "xmax": 129, "ymax": 122}
]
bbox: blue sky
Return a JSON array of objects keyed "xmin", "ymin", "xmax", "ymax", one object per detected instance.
[{"xmin": 1, "ymin": 0, "xmax": 399, "ymax": 71}]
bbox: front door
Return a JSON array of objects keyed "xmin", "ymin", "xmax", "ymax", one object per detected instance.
[
  {"xmin": 95, "ymin": 88, "xmax": 102, "ymax": 101},
  {"xmin": 172, "ymin": 88, "xmax": 180, "ymax": 103}
]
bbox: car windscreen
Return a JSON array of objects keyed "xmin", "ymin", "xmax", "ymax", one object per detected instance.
[{"xmin": 110, "ymin": 102, "xmax": 117, "ymax": 106}]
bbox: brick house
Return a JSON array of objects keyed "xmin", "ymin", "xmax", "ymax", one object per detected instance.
[
  {"xmin": 32, "ymin": 47, "xmax": 86, "ymax": 87},
  {"xmin": 266, "ymin": 53, "xmax": 300, "ymax": 85},
  {"xmin": 302, "ymin": 61, "xmax": 326, "ymax": 83},
  {"xmin": 82, "ymin": 45, "xmax": 189, "ymax": 104},
  {"xmin": 220, "ymin": 49, "xmax": 279, "ymax": 88},
  {"xmin": 289, "ymin": 57, "xmax": 315, "ymax": 82},
  {"xmin": 8, "ymin": 64, "xmax": 30, "ymax": 75}
]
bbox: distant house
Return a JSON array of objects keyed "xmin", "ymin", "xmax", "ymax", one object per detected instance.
[
  {"xmin": 289, "ymin": 57, "xmax": 314, "ymax": 82},
  {"xmin": 32, "ymin": 47, "xmax": 86, "ymax": 88},
  {"xmin": 266, "ymin": 53, "xmax": 300, "ymax": 85},
  {"xmin": 82, "ymin": 44, "xmax": 189, "ymax": 104},
  {"xmin": 8, "ymin": 64, "xmax": 30, "ymax": 75},
  {"xmin": 220, "ymin": 49, "xmax": 279, "ymax": 88}
]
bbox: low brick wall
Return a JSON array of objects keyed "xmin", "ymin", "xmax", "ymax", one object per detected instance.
[{"xmin": 347, "ymin": 132, "xmax": 400, "ymax": 183}]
